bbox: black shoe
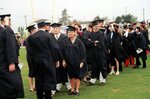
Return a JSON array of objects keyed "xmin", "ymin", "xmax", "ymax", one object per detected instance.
[
  {"xmin": 83, "ymin": 80, "xmax": 88, "ymax": 84},
  {"xmin": 132, "ymin": 65, "xmax": 139, "ymax": 69},
  {"xmin": 142, "ymin": 66, "xmax": 146, "ymax": 69},
  {"xmin": 68, "ymin": 91, "xmax": 75, "ymax": 95},
  {"xmin": 75, "ymin": 91, "xmax": 79, "ymax": 96},
  {"xmin": 100, "ymin": 82, "xmax": 105, "ymax": 86},
  {"xmin": 87, "ymin": 82, "xmax": 94, "ymax": 86},
  {"xmin": 55, "ymin": 90, "xmax": 60, "ymax": 93}
]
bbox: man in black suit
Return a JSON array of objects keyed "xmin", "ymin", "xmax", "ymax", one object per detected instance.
[
  {"xmin": 0, "ymin": 14, "xmax": 24, "ymax": 99},
  {"xmin": 27, "ymin": 20, "xmax": 61, "ymax": 99},
  {"xmin": 50, "ymin": 23, "xmax": 71, "ymax": 95}
]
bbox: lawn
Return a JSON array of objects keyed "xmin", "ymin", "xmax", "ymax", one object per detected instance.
[{"xmin": 19, "ymin": 48, "xmax": 150, "ymax": 99}]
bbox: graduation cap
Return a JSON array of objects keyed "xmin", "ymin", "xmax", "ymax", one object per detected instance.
[
  {"xmin": 128, "ymin": 26, "xmax": 133, "ymax": 30},
  {"xmin": 26, "ymin": 24, "xmax": 36, "ymax": 33},
  {"xmin": 97, "ymin": 19, "xmax": 104, "ymax": 23},
  {"xmin": 91, "ymin": 20, "xmax": 99, "ymax": 26},
  {"xmin": 45, "ymin": 20, "xmax": 51, "ymax": 26},
  {"xmin": 50, "ymin": 23, "xmax": 62, "ymax": 27},
  {"xmin": 67, "ymin": 26, "xmax": 77, "ymax": 31},
  {"xmin": 34, "ymin": 19, "xmax": 48, "ymax": 27},
  {"xmin": 0, "ymin": 14, "xmax": 11, "ymax": 20}
]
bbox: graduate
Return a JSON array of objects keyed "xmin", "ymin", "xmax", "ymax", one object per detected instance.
[
  {"xmin": 62, "ymin": 26, "xmax": 86, "ymax": 96},
  {"xmin": 85, "ymin": 20, "xmax": 107, "ymax": 85},
  {"xmin": 45, "ymin": 20, "xmax": 51, "ymax": 33},
  {"xmin": 133, "ymin": 26, "xmax": 147, "ymax": 68},
  {"xmin": 26, "ymin": 24, "xmax": 37, "ymax": 92},
  {"xmin": 50, "ymin": 23, "xmax": 71, "ymax": 95},
  {"xmin": 107, "ymin": 23, "xmax": 126, "ymax": 75},
  {"xmin": 123, "ymin": 27, "xmax": 137, "ymax": 67},
  {"xmin": 27, "ymin": 20, "xmax": 61, "ymax": 99},
  {"xmin": 0, "ymin": 14, "xmax": 24, "ymax": 99}
]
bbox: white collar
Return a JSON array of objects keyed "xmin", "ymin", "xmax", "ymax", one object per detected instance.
[
  {"xmin": 0, "ymin": 25, "xmax": 5, "ymax": 28},
  {"xmin": 38, "ymin": 29, "xmax": 45, "ymax": 31},
  {"xmin": 54, "ymin": 33, "xmax": 61, "ymax": 38}
]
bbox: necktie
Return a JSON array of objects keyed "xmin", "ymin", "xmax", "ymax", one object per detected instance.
[{"xmin": 55, "ymin": 35, "xmax": 59, "ymax": 40}]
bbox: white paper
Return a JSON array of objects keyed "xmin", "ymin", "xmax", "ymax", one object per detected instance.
[{"xmin": 136, "ymin": 49, "xmax": 143, "ymax": 54}]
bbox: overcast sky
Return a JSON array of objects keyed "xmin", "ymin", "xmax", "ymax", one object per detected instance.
[{"xmin": 0, "ymin": 0, "xmax": 150, "ymax": 31}]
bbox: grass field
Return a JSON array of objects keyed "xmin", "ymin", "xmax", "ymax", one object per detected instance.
[{"xmin": 19, "ymin": 48, "xmax": 150, "ymax": 99}]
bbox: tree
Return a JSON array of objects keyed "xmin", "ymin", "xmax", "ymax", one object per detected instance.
[
  {"xmin": 58, "ymin": 9, "xmax": 71, "ymax": 25},
  {"xmin": 115, "ymin": 14, "xmax": 137, "ymax": 24},
  {"xmin": 122, "ymin": 14, "xmax": 137, "ymax": 23},
  {"xmin": 18, "ymin": 26, "xmax": 24, "ymax": 38},
  {"xmin": 115, "ymin": 16, "xmax": 122, "ymax": 23}
]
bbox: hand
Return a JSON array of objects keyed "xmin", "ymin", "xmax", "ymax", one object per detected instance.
[
  {"xmin": 138, "ymin": 48, "xmax": 141, "ymax": 51},
  {"xmin": 80, "ymin": 62, "xmax": 84, "ymax": 68},
  {"xmin": 56, "ymin": 61, "xmax": 60, "ymax": 68},
  {"xmin": 94, "ymin": 40, "xmax": 99, "ymax": 46},
  {"xmin": 9, "ymin": 63, "xmax": 15, "ymax": 72},
  {"xmin": 88, "ymin": 38, "xmax": 91, "ymax": 41},
  {"xmin": 108, "ymin": 49, "xmax": 110, "ymax": 53},
  {"xmin": 62, "ymin": 60, "xmax": 66, "ymax": 68},
  {"xmin": 95, "ymin": 40, "xmax": 99, "ymax": 43}
]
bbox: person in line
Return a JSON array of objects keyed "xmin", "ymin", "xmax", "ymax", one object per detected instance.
[
  {"xmin": 0, "ymin": 14, "xmax": 24, "ymax": 99},
  {"xmin": 26, "ymin": 24, "xmax": 37, "ymax": 91},
  {"xmin": 27, "ymin": 20, "xmax": 61, "ymax": 99},
  {"xmin": 62, "ymin": 26, "xmax": 86, "ymax": 96},
  {"xmin": 50, "ymin": 23, "xmax": 71, "ymax": 95}
]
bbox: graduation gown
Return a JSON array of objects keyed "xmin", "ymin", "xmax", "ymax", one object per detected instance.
[
  {"xmin": 122, "ymin": 33, "xmax": 137, "ymax": 57},
  {"xmin": 85, "ymin": 31, "xmax": 107, "ymax": 79},
  {"xmin": 108, "ymin": 32, "xmax": 127, "ymax": 62},
  {"xmin": 62, "ymin": 37, "xmax": 86, "ymax": 79},
  {"xmin": 0, "ymin": 26, "xmax": 24, "ymax": 98},
  {"xmin": 135, "ymin": 33, "xmax": 147, "ymax": 59},
  {"xmin": 28, "ymin": 30, "xmax": 61, "ymax": 91},
  {"xmin": 53, "ymin": 33, "xmax": 68, "ymax": 83},
  {"xmin": 26, "ymin": 35, "xmax": 35, "ymax": 77}
]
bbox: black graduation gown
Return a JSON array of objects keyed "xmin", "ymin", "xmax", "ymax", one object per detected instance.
[
  {"xmin": 26, "ymin": 35, "xmax": 35, "ymax": 77},
  {"xmin": 85, "ymin": 31, "xmax": 107, "ymax": 79},
  {"xmin": 108, "ymin": 32, "xmax": 127, "ymax": 62},
  {"xmin": 122, "ymin": 33, "xmax": 137, "ymax": 57},
  {"xmin": 0, "ymin": 26, "xmax": 24, "ymax": 98},
  {"xmin": 28, "ymin": 30, "xmax": 61, "ymax": 91},
  {"xmin": 142, "ymin": 30, "xmax": 150, "ymax": 51},
  {"xmin": 53, "ymin": 33, "xmax": 68, "ymax": 83},
  {"xmin": 62, "ymin": 37, "xmax": 86, "ymax": 79},
  {"xmin": 135, "ymin": 33, "xmax": 147, "ymax": 59}
]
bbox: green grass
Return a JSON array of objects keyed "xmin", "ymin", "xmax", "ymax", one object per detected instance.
[{"xmin": 19, "ymin": 48, "xmax": 150, "ymax": 99}]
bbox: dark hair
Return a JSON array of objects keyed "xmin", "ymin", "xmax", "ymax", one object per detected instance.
[{"xmin": 136, "ymin": 27, "xmax": 141, "ymax": 32}]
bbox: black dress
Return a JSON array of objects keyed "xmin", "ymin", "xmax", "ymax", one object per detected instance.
[
  {"xmin": 62, "ymin": 37, "xmax": 86, "ymax": 79},
  {"xmin": 0, "ymin": 26, "xmax": 24, "ymax": 98}
]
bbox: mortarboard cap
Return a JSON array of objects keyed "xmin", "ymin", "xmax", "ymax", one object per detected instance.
[
  {"xmin": 91, "ymin": 20, "xmax": 99, "ymax": 26},
  {"xmin": 34, "ymin": 19, "xmax": 48, "ymax": 27},
  {"xmin": 0, "ymin": 14, "xmax": 11, "ymax": 20},
  {"xmin": 128, "ymin": 26, "xmax": 133, "ymax": 30},
  {"xmin": 97, "ymin": 19, "xmax": 104, "ymax": 23},
  {"xmin": 45, "ymin": 20, "xmax": 51, "ymax": 26},
  {"xmin": 26, "ymin": 24, "xmax": 36, "ymax": 32},
  {"xmin": 50, "ymin": 23, "xmax": 62, "ymax": 27},
  {"xmin": 67, "ymin": 26, "xmax": 77, "ymax": 31}
]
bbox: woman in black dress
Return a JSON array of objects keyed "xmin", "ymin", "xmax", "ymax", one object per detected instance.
[{"xmin": 62, "ymin": 26, "xmax": 86, "ymax": 96}]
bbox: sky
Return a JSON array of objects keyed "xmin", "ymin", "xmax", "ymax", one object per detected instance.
[{"xmin": 0, "ymin": 0, "xmax": 150, "ymax": 32}]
